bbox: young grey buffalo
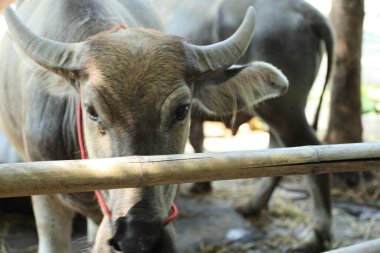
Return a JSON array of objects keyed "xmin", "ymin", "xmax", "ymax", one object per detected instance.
[{"xmin": 0, "ymin": 1, "xmax": 288, "ymax": 253}]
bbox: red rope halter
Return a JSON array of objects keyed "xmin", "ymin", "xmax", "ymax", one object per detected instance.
[{"xmin": 77, "ymin": 98, "xmax": 178, "ymax": 224}]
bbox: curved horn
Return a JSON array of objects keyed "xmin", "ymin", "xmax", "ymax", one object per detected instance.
[
  {"xmin": 185, "ymin": 6, "xmax": 256, "ymax": 77},
  {"xmin": 4, "ymin": 7, "xmax": 88, "ymax": 77}
]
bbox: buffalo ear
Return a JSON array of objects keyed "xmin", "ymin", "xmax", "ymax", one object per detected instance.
[
  {"xmin": 192, "ymin": 61, "xmax": 289, "ymax": 116},
  {"xmin": 4, "ymin": 6, "xmax": 90, "ymax": 93}
]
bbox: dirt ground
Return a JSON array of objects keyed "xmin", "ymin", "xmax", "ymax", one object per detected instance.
[
  {"xmin": 175, "ymin": 178, "xmax": 380, "ymax": 253},
  {"xmin": 175, "ymin": 120, "xmax": 380, "ymax": 253},
  {"xmin": 1, "ymin": 118, "xmax": 380, "ymax": 253}
]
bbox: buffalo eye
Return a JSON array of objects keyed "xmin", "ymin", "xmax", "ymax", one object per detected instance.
[
  {"xmin": 87, "ymin": 106, "xmax": 99, "ymax": 122},
  {"xmin": 86, "ymin": 106, "xmax": 106, "ymax": 135},
  {"xmin": 175, "ymin": 104, "xmax": 190, "ymax": 121}
]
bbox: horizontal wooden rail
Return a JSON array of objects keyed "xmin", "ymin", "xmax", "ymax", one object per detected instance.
[
  {"xmin": 0, "ymin": 143, "xmax": 379, "ymax": 197},
  {"xmin": 324, "ymin": 238, "xmax": 380, "ymax": 253}
]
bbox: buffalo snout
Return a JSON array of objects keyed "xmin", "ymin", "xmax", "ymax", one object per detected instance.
[{"xmin": 108, "ymin": 215, "xmax": 175, "ymax": 253}]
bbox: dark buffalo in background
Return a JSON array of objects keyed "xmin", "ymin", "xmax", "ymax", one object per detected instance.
[{"xmin": 164, "ymin": 0, "xmax": 333, "ymax": 252}]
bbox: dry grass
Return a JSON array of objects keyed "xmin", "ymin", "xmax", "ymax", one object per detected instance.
[{"xmin": 185, "ymin": 171, "xmax": 380, "ymax": 253}]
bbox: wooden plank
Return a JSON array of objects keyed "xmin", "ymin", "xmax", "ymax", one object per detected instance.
[
  {"xmin": 0, "ymin": 143, "xmax": 379, "ymax": 197},
  {"xmin": 324, "ymin": 238, "xmax": 380, "ymax": 253}
]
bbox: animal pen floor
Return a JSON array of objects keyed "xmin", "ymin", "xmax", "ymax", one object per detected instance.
[{"xmin": 1, "ymin": 120, "xmax": 380, "ymax": 253}]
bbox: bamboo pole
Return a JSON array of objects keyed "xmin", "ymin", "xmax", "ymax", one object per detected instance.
[
  {"xmin": 0, "ymin": 143, "xmax": 379, "ymax": 197},
  {"xmin": 324, "ymin": 238, "xmax": 380, "ymax": 253}
]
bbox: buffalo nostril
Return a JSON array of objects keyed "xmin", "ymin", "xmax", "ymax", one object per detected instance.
[
  {"xmin": 108, "ymin": 217, "xmax": 127, "ymax": 252},
  {"xmin": 108, "ymin": 238, "xmax": 122, "ymax": 252},
  {"xmin": 108, "ymin": 213, "xmax": 165, "ymax": 252}
]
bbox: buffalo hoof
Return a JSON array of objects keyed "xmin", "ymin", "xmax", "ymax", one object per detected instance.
[
  {"xmin": 189, "ymin": 182, "xmax": 212, "ymax": 194},
  {"xmin": 236, "ymin": 202, "xmax": 263, "ymax": 217},
  {"xmin": 289, "ymin": 230, "xmax": 331, "ymax": 253},
  {"xmin": 333, "ymin": 171, "xmax": 374, "ymax": 188},
  {"xmin": 236, "ymin": 196, "xmax": 271, "ymax": 217}
]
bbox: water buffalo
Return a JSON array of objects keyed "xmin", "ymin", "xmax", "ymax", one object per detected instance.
[
  {"xmin": 166, "ymin": 0, "xmax": 333, "ymax": 252},
  {"xmin": 0, "ymin": 1, "xmax": 288, "ymax": 252}
]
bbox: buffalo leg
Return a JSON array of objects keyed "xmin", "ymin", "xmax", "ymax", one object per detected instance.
[
  {"xmin": 272, "ymin": 114, "xmax": 331, "ymax": 252},
  {"xmin": 237, "ymin": 131, "xmax": 283, "ymax": 215},
  {"xmin": 246, "ymin": 110, "xmax": 331, "ymax": 252},
  {"xmin": 87, "ymin": 218, "xmax": 99, "ymax": 245},
  {"xmin": 32, "ymin": 195, "xmax": 75, "ymax": 253},
  {"xmin": 237, "ymin": 176, "xmax": 282, "ymax": 216},
  {"xmin": 189, "ymin": 118, "xmax": 212, "ymax": 194},
  {"xmin": 297, "ymin": 173, "xmax": 331, "ymax": 252}
]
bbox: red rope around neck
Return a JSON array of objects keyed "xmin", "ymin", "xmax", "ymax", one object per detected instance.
[{"xmin": 77, "ymin": 97, "xmax": 178, "ymax": 224}]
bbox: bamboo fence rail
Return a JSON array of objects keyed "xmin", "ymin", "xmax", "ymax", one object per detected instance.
[
  {"xmin": 0, "ymin": 142, "xmax": 379, "ymax": 197},
  {"xmin": 324, "ymin": 238, "xmax": 380, "ymax": 253}
]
